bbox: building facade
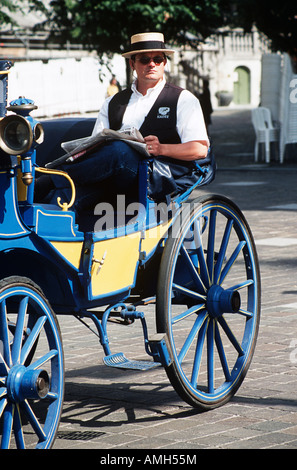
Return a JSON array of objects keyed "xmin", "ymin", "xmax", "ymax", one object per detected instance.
[{"xmin": 169, "ymin": 28, "xmax": 271, "ymax": 109}]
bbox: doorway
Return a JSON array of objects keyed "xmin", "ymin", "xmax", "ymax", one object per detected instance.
[{"xmin": 233, "ymin": 66, "xmax": 251, "ymax": 104}]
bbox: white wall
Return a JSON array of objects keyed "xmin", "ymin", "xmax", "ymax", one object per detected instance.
[{"xmin": 7, "ymin": 54, "xmax": 127, "ymax": 117}]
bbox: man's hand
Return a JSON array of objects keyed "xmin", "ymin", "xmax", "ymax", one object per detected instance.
[
  {"xmin": 144, "ymin": 135, "xmax": 209, "ymax": 161},
  {"xmin": 144, "ymin": 135, "xmax": 161, "ymax": 156}
]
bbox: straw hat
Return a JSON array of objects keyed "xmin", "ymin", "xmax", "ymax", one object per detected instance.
[{"xmin": 122, "ymin": 32, "xmax": 175, "ymax": 58}]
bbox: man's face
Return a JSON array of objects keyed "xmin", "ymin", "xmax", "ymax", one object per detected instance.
[{"xmin": 131, "ymin": 52, "xmax": 167, "ymax": 85}]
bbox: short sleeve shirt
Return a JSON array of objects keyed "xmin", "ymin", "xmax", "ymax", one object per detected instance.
[{"xmin": 92, "ymin": 77, "xmax": 209, "ymax": 145}]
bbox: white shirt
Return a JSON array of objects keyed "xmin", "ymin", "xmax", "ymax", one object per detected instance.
[{"xmin": 92, "ymin": 77, "xmax": 209, "ymax": 145}]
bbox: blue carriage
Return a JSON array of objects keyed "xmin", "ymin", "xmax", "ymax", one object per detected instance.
[{"xmin": 0, "ymin": 61, "xmax": 261, "ymax": 448}]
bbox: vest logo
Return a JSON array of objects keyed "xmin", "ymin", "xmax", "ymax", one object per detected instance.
[{"xmin": 157, "ymin": 107, "xmax": 170, "ymax": 118}]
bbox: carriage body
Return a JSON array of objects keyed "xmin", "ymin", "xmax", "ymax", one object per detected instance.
[
  {"xmin": 0, "ymin": 122, "xmax": 182, "ymax": 313},
  {"xmin": 0, "ymin": 63, "xmax": 261, "ymax": 449}
]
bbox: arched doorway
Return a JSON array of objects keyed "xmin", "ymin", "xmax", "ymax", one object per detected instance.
[{"xmin": 233, "ymin": 66, "xmax": 251, "ymax": 104}]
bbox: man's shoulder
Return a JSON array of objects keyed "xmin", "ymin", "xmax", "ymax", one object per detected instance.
[
  {"xmin": 178, "ymin": 88, "xmax": 199, "ymax": 104},
  {"xmin": 165, "ymin": 82, "xmax": 184, "ymax": 92},
  {"xmin": 163, "ymin": 83, "xmax": 200, "ymax": 106},
  {"xmin": 109, "ymin": 87, "xmax": 133, "ymax": 105}
]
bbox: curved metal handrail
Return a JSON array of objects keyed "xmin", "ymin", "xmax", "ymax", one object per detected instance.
[{"xmin": 35, "ymin": 166, "xmax": 76, "ymax": 211}]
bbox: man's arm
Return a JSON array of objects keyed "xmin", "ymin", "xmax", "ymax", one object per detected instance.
[
  {"xmin": 144, "ymin": 135, "xmax": 209, "ymax": 161},
  {"xmin": 91, "ymin": 96, "xmax": 112, "ymax": 136}
]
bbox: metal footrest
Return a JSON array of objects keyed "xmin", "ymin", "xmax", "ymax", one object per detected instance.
[{"xmin": 103, "ymin": 352, "xmax": 161, "ymax": 371}]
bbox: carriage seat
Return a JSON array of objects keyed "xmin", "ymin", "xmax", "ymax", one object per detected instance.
[
  {"xmin": 35, "ymin": 117, "xmax": 144, "ymax": 232},
  {"xmin": 36, "ymin": 117, "xmax": 96, "ymax": 167}
]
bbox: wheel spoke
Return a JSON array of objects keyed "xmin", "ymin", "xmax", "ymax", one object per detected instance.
[
  {"xmin": 214, "ymin": 218, "xmax": 233, "ymax": 284},
  {"xmin": 219, "ymin": 240, "xmax": 246, "ymax": 285},
  {"xmin": 0, "ymin": 353, "xmax": 9, "ymax": 376},
  {"xmin": 207, "ymin": 319, "xmax": 215, "ymax": 393},
  {"xmin": 191, "ymin": 317, "xmax": 208, "ymax": 387},
  {"xmin": 194, "ymin": 228, "xmax": 211, "ymax": 288},
  {"xmin": 27, "ymin": 349, "xmax": 58, "ymax": 371},
  {"xmin": 180, "ymin": 244, "xmax": 207, "ymax": 293},
  {"xmin": 1, "ymin": 402, "xmax": 14, "ymax": 449},
  {"xmin": 207, "ymin": 209, "xmax": 217, "ymax": 283},
  {"xmin": 20, "ymin": 315, "xmax": 47, "ymax": 365},
  {"xmin": 218, "ymin": 316, "xmax": 244, "ymax": 356},
  {"xmin": 11, "ymin": 296, "xmax": 29, "ymax": 364},
  {"xmin": 172, "ymin": 282, "xmax": 207, "ymax": 302},
  {"xmin": 229, "ymin": 280, "xmax": 254, "ymax": 293},
  {"xmin": 172, "ymin": 304, "xmax": 205, "ymax": 324},
  {"xmin": 0, "ymin": 397, "xmax": 7, "ymax": 418},
  {"xmin": 0, "ymin": 299, "xmax": 11, "ymax": 369},
  {"xmin": 14, "ymin": 404, "xmax": 25, "ymax": 449},
  {"xmin": 177, "ymin": 311, "xmax": 207, "ymax": 364},
  {"xmin": 238, "ymin": 308, "xmax": 253, "ymax": 318},
  {"xmin": 215, "ymin": 321, "xmax": 231, "ymax": 382},
  {"xmin": 21, "ymin": 400, "xmax": 47, "ymax": 442}
]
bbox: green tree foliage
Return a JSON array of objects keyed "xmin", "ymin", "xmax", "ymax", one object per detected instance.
[
  {"xmin": 2, "ymin": 0, "xmax": 297, "ymax": 61},
  {"xmin": 40, "ymin": 0, "xmax": 233, "ymax": 55},
  {"xmin": 0, "ymin": 0, "xmax": 17, "ymax": 26},
  {"xmin": 230, "ymin": 0, "xmax": 297, "ymax": 60},
  {"xmin": 0, "ymin": 1, "xmax": 50, "ymax": 29}
]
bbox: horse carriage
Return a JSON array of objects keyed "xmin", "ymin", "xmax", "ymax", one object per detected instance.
[{"xmin": 0, "ymin": 61, "xmax": 260, "ymax": 448}]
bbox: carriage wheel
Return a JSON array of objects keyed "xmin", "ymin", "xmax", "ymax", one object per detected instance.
[
  {"xmin": 0, "ymin": 276, "xmax": 64, "ymax": 448},
  {"xmin": 156, "ymin": 195, "xmax": 260, "ymax": 410}
]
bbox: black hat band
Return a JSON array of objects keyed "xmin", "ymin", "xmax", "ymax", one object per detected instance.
[{"xmin": 130, "ymin": 40, "xmax": 166, "ymax": 52}]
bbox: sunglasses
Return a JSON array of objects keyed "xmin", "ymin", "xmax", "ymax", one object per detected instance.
[{"xmin": 136, "ymin": 55, "xmax": 165, "ymax": 65}]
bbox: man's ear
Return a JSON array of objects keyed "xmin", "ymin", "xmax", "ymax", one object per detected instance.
[{"xmin": 129, "ymin": 58, "xmax": 134, "ymax": 70}]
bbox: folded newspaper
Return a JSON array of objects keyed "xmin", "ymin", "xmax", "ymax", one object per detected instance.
[{"xmin": 45, "ymin": 127, "xmax": 150, "ymax": 168}]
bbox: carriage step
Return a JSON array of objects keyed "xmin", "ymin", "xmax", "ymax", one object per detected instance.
[{"xmin": 103, "ymin": 352, "xmax": 161, "ymax": 371}]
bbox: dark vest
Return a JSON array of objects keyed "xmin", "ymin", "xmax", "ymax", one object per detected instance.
[{"xmin": 108, "ymin": 83, "xmax": 183, "ymax": 144}]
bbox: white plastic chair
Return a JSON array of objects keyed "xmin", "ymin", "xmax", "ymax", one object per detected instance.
[{"xmin": 251, "ymin": 107, "xmax": 279, "ymax": 163}]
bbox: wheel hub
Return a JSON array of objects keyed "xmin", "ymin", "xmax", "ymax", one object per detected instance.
[
  {"xmin": 207, "ymin": 285, "xmax": 241, "ymax": 318},
  {"xmin": 7, "ymin": 365, "xmax": 50, "ymax": 403}
]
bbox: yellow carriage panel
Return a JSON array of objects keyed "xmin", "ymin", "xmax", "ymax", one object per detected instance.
[
  {"xmin": 91, "ymin": 232, "xmax": 141, "ymax": 297},
  {"xmin": 50, "ymin": 241, "xmax": 84, "ymax": 270},
  {"xmin": 141, "ymin": 220, "xmax": 171, "ymax": 257}
]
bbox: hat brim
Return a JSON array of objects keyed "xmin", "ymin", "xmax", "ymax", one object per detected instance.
[{"xmin": 122, "ymin": 48, "xmax": 175, "ymax": 58}]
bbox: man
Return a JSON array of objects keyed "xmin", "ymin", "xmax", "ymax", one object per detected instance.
[
  {"xmin": 94, "ymin": 32, "xmax": 209, "ymax": 160},
  {"xmin": 36, "ymin": 32, "xmax": 211, "ymax": 209}
]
